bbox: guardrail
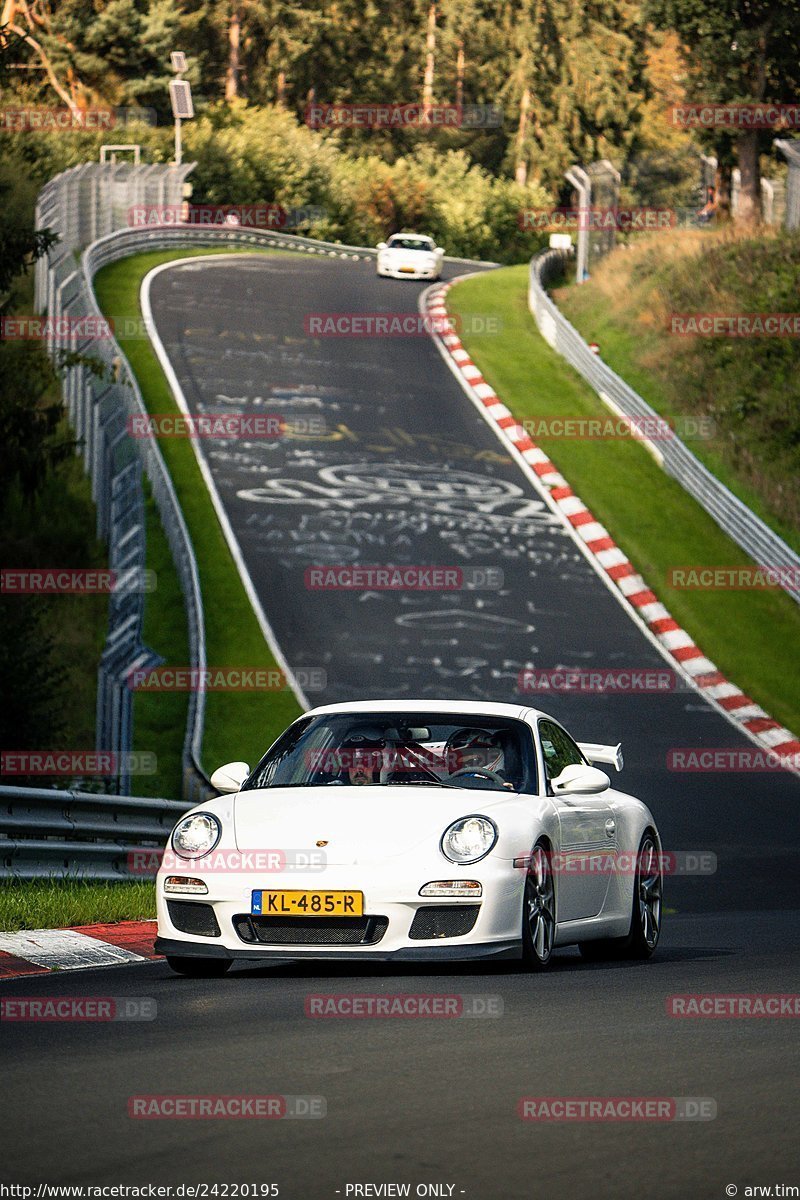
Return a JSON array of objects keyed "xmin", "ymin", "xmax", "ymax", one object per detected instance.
[
  {"xmin": 528, "ymin": 248, "xmax": 800, "ymax": 604},
  {"xmin": 0, "ymin": 784, "xmax": 189, "ymax": 880},
  {"xmin": 34, "ymin": 163, "xmax": 215, "ymax": 803}
]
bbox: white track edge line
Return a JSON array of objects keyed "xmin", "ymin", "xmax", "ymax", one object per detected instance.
[{"xmin": 142, "ymin": 255, "xmax": 311, "ymax": 711}]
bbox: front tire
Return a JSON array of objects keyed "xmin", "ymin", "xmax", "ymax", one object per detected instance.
[
  {"xmin": 165, "ymin": 955, "xmax": 232, "ymax": 978},
  {"xmin": 521, "ymin": 843, "xmax": 556, "ymax": 969},
  {"xmin": 579, "ymin": 831, "xmax": 663, "ymax": 961}
]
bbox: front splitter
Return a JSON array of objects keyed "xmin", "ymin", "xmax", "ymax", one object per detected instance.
[{"xmin": 154, "ymin": 935, "xmax": 521, "ymax": 963}]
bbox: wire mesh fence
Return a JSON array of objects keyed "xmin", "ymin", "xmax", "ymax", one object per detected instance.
[{"xmin": 34, "ymin": 162, "xmax": 211, "ymax": 803}]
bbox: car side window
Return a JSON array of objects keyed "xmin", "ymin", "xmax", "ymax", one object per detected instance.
[{"xmin": 538, "ymin": 720, "xmax": 585, "ymax": 783}]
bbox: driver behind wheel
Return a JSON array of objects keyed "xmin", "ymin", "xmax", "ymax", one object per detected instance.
[{"xmin": 445, "ymin": 729, "xmax": 513, "ymax": 787}]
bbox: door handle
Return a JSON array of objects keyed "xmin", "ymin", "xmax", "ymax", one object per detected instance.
[{"xmin": 604, "ymin": 818, "xmax": 616, "ymax": 838}]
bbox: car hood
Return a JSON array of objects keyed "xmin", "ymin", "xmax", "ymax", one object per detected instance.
[{"xmin": 233, "ymin": 784, "xmax": 508, "ymax": 864}]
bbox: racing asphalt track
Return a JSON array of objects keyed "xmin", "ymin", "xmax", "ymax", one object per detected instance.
[{"xmin": 2, "ymin": 253, "xmax": 798, "ymax": 1197}]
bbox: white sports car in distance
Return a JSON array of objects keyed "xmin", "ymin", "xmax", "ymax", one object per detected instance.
[
  {"xmin": 155, "ymin": 700, "xmax": 663, "ymax": 976},
  {"xmin": 376, "ymin": 233, "xmax": 444, "ymax": 280}
]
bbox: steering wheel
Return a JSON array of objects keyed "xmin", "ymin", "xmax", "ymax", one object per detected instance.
[{"xmin": 449, "ymin": 766, "xmax": 507, "ymax": 786}]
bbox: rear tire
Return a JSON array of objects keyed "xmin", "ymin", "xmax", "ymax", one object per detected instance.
[
  {"xmin": 165, "ymin": 955, "xmax": 232, "ymax": 977},
  {"xmin": 579, "ymin": 831, "xmax": 662, "ymax": 962}
]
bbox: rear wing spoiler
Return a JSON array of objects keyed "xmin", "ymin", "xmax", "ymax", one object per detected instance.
[{"xmin": 578, "ymin": 742, "xmax": 623, "ymax": 772}]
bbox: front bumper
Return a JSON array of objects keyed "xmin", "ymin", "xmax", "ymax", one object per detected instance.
[
  {"xmin": 156, "ymin": 861, "xmax": 523, "ymax": 961},
  {"xmin": 377, "ymin": 263, "xmax": 440, "ymax": 279}
]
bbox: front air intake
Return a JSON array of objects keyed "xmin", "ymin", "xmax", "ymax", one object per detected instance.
[{"xmin": 408, "ymin": 905, "xmax": 480, "ymax": 940}]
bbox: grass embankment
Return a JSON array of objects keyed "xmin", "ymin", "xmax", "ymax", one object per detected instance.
[
  {"xmin": 93, "ymin": 247, "xmax": 303, "ymax": 798},
  {"xmin": 0, "ymin": 880, "xmax": 156, "ymax": 932},
  {"xmin": 448, "ymin": 266, "xmax": 800, "ymax": 736},
  {"xmin": 553, "ymin": 228, "xmax": 800, "ymax": 554}
]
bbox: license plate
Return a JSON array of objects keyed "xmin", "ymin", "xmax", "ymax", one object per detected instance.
[
  {"xmin": 251, "ymin": 890, "xmax": 363, "ymax": 916},
  {"xmin": 399, "ymin": 266, "xmax": 416, "ymax": 273}
]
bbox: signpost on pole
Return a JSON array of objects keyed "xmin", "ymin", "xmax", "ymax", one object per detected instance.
[{"xmin": 168, "ymin": 53, "xmax": 193, "ymax": 167}]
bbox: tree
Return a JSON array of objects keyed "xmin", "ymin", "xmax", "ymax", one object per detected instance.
[
  {"xmin": 647, "ymin": 0, "xmax": 800, "ymax": 224},
  {"xmin": 499, "ymin": 0, "xmax": 647, "ymax": 191},
  {"xmin": 626, "ymin": 27, "xmax": 704, "ymax": 209},
  {"xmin": 421, "ymin": 0, "xmax": 436, "ymax": 107}
]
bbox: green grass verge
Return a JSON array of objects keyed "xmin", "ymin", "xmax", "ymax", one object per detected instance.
[
  {"xmin": 93, "ymin": 247, "xmax": 302, "ymax": 799},
  {"xmin": 448, "ymin": 265, "xmax": 800, "ymax": 736},
  {"xmin": 0, "ymin": 880, "xmax": 155, "ymax": 932},
  {"xmin": 552, "ymin": 237, "xmax": 800, "ymax": 556}
]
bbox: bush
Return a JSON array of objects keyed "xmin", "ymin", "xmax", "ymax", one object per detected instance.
[{"xmin": 184, "ymin": 104, "xmax": 552, "ymax": 261}]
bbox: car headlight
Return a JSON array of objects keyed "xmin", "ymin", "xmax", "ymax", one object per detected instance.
[
  {"xmin": 171, "ymin": 812, "xmax": 221, "ymax": 860},
  {"xmin": 441, "ymin": 815, "xmax": 498, "ymax": 864}
]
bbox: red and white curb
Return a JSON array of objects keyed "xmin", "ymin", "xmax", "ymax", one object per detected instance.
[
  {"xmin": 0, "ymin": 921, "xmax": 159, "ymax": 980},
  {"xmin": 425, "ymin": 281, "xmax": 800, "ymax": 770}
]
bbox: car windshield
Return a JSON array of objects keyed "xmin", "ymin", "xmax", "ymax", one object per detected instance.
[
  {"xmin": 387, "ymin": 236, "xmax": 434, "ymax": 251},
  {"xmin": 243, "ymin": 712, "xmax": 536, "ymax": 793}
]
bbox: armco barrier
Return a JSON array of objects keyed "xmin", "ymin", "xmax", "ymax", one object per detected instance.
[
  {"xmin": 528, "ymin": 248, "xmax": 800, "ymax": 604},
  {"xmin": 34, "ymin": 162, "xmax": 212, "ymax": 803},
  {"xmin": 0, "ymin": 784, "xmax": 189, "ymax": 880}
]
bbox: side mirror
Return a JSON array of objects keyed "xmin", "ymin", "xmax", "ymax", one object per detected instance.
[
  {"xmin": 551, "ymin": 763, "xmax": 610, "ymax": 796},
  {"xmin": 210, "ymin": 761, "xmax": 250, "ymax": 794},
  {"xmin": 435, "ymin": 246, "xmax": 445, "ymax": 254},
  {"xmin": 377, "ymin": 242, "xmax": 388, "ymax": 250}
]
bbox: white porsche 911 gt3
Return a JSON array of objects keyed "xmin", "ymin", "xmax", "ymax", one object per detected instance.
[
  {"xmin": 155, "ymin": 700, "xmax": 663, "ymax": 976},
  {"xmin": 376, "ymin": 233, "xmax": 444, "ymax": 280}
]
